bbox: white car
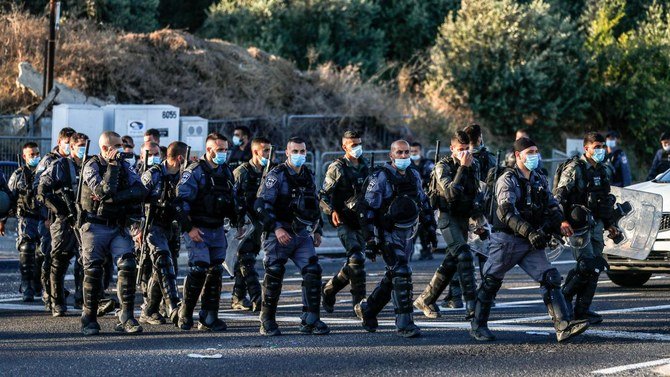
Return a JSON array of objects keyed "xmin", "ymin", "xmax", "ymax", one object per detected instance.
[{"xmin": 604, "ymin": 171, "xmax": 670, "ymax": 287}]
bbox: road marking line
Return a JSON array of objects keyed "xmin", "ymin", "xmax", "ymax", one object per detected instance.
[{"xmin": 592, "ymin": 358, "xmax": 670, "ymax": 374}]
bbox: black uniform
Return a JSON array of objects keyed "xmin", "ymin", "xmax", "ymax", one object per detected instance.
[
  {"xmin": 410, "ymin": 157, "xmax": 437, "ymax": 260},
  {"xmin": 605, "ymin": 148, "xmax": 631, "ymax": 187},
  {"xmin": 320, "ymin": 156, "xmax": 370, "ymax": 312},
  {"xmin": 646, "ymin": 148, "xmax": 670, "ymax": 181},
  {"xmin": 228, "ymin": 144, "xmax": 252, "ymax": 170}
]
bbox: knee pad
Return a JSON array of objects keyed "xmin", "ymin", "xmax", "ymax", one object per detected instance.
[
  {"xmin": 456, "ymin": 245, "xmax": 473, "ymax": 263},
  {"xmin": 481, "ymin": 275, "xmax": 503, "ymax": 294},
  {"xmin": 265, "ymin": 263, "xmax": 286, "ymax": 280},
  {"xmin": 346, "ymin": 243, "xmax": 363, "ymax": 256},
  {"xmin": 594, "ymin": 256, "xmax": 609, "ymax": 272},
  {"xmin": 189, "ymin": 264, "xmax": 208, "ymax": 278},
  {"xmin": 153, "ymin": 250, "xmax": 171, "ymax": 269},
  {"xmin": 392, "ymin": 264, "xmax": 412, "ymax": 279},
  {"xmin": 440, "ymin": 253, "xmax": 458, "ymax": 270},
  {"xmin": 301, "ymin": 262, "xmax": 322, "ymax": 277},
  {"xmin": 347, "ymin": 251, "xmax": 365, "ymax": 267},
  {"xmin": 117, "ymin": 254, "xmax": 137, "ymax": 271},
  {"xmin": 576, "ymin": 257, "xmax": 599, "ymax": 277},
  {"xmin": 19, "ymin": 240, "xmax": 37, "ymax": 254},
  {"xmin": 541, "ymin": 268, "xmax": 562, "ymax": 289}
]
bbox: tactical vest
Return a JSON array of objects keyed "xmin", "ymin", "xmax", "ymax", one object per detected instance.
[
  {"xmin": 147, "ymin": 165, "xmax": 179, "ymax": 227},
  {"xmin": 379, "ymin": 168, "xmax": 421, "ymax": 228},
  {"xmin": 187, "ymin": 160, "xmax": 235, "ymax": 227},
  {"xmin": 15, "ymin": 167, "xmax": 40, "ymax": 218},
  {"xmin": 274, "ymin": 165, "xmax": 320, "ymax": 228},
  {"xmin": 492, "ymin": 170, "xmax": 548, "ymax": 232},
  {"xmin": 238, "ymin": 162, "xmax": 263, "ymax": 213},
  {"xmin": 331, "ymin": 157, "xmax": 369, "ymax": 226},
  {"xmin": 566, "ymin": 160, "xmax": 611, "ymax": 215},
  {"xmin": 474, "ymin": 148, "xmax": 493, "ymax": 182},
  {"xmin": 606, "ymin": 149, "xmax": 624, "ymax": 184},
  {"xmin": 439, "ymin": 158, "xmax": 479, "ymax": 214},
  {"xmin": 80, "ymin": 156, "xmax": 133, "ymax": 221}
]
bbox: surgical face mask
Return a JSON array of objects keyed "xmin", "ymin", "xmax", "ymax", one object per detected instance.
[
  {"xmin": 394, "ymin": 158, "xmax": 411, "ymax": 171},
  {"xmin": 117, "ymin": 147, "xmax": 125, "ymax": 154},
  {"xmin": 232, "ymin": 136, "xmax": 242, "ymax": 146},
  {"xmin": 410, "ymin": 154, "xmax": 421, "ymax": 161},
  {"xmin": 349, "ymin": 145, "xmax": 363, "ymax": 159},
  {"xmin": 663, "ymin": 145, "xmax": 670, "ymax": 153},
  {"xmin": 147, "ymin": 156, "xmax": 161, "ymax": 166},
  {"xmin": 260, "ymin": 156, "xmax": 269, "ymax": 167},
  {"xmin": 523, "ymin": 154, "xmax": 539, "ymax": 171},
  {"xmin": 62, "ymin": 143, "xmax": 71, "ymax": 155},
  {"xmin": 213, "ymin": 151, "xmax": 227, "ymax": 165},
  {"xmin": 290, "ymin": 153, "xmax": 306, "ymax": 168},
  {"xmin": 592, "ymin": 148, "xmax": 606, "ymax": 163},
  {"xmin": 76, "ymin": 146, "xmax": 86, "ymax": 159},
  {"xmin": 606, "ymin": 139, "xmax": 616, "ymax": 148},
  {"xmin": 125, "ymin": 157, "xmax": 136, "ymax": 166},
  {"xmin": 27, "ymin": 156, "xmax": 41, "ymax": 167}
]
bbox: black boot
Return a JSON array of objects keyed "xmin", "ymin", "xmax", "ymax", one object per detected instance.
[
  {"xmin": 456, "ymin": 245, "xmax": 478, "ymax": 320},
  {"xmin": 140, "ymin": 273, "xmax": 166, "ymax": 325},
  {"xmin": 155, "ymin": 251, "xmax": 180, "ymax": 324},
  {"xmin": 392, "ymin": 266, "xmax": 420, "ymax": 338},
  {"xmin": 40, "ymin": 255, "xmax": 51, "ymax": 312},
  {"xmin": 231, "ymin": 268, "xmax": 252, "ymax": 311},
  {"xmin": 321, "ymin": 265, "xmax": 348, "ymax": 313},
  {"xmin": 575, "ymin": 272, "xmax": 602, "ymax": 325},
  {"xmin": 49, "ymin": 256, "xmax": 69, "ymax": 317},
  {"xmin": 414, "ymin": 258, "xmax": 456, "ymax": 318},
  {"xmin": 115, "ymin": 255, "xmax": 142, "ymax": 333},
  {"xmin": 348, "ymin": 255, "xmax": 366, "ymax": 311},
  {"xmin": 178, "ymin": 266, "xmax": 207, "ymax": 330},
  {"xmin": 260, "ymin": 264, "xmax": 285, "ymax": 336},
  {"xmin": 199, "ymin": 264, "xmax": 227, "ymax": 331},
  {"xmin": 240, "ymin": 255, "xmax": 262, "ymax": 312},
  {"xmin": 355, "ymin": 271, "xmax": 393, "ymax": 333},
  {"xmin": 470, "ymin": 275, "xmax": 502, "ymax": 341},
  {"xmin": 443, "ymin": 278, "xmax": 464, "ymax": 309},
  {"xmin": 561, "ymin": 268, "xmax": 583, "ymax": 314},
  {"xmin": 81, "ymin": 265, "xmax": 103, "ymax": 336},
  {"xmin": 542, "ymin": 269, "xmax": 589, "ymax": 342},
  {"xmin": 33, "ymin": 250, "xmax": 44, "ymax": 297},
  {"xmin": 73, "ymin": 259, "xmax": 84, "ymax": 309},
  {"xmin": 300, "ymin": 263, "xmax": 329, "ymax": 335},
  {"xmin": 18, "ymin": 242, "xmax": 36, "ymax": 302}
]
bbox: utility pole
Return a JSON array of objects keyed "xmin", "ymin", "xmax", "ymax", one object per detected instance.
[{"xmin": 44, "ymin": 1, "xmax": 60, "ymax": 99}]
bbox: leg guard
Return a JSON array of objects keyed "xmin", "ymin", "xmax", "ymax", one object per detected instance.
[
  {"xmin": 260, "ymin": 263, "xmax": 285, "ymax": 336},
  {"xmin": 199, "ymin": 264, "xmax": 226, "ymax": 331},
  {"xmin": 239, "ymin": 251, "xmax": 262, "ymax": 311},
  {"xmin": 300, "ymin": 261, "xmax": 329, "ymax": 335},
  {"xmin": 470, "ymin": 275, "xmax": 502, "ymax": 341},
  {"xmin": 33, "ymin": 249, "xmax": 44, "ymax": 296},
  {"xmin": 355, "ymin": 270, "xmax": 393, "ymax": 333},
  {"xmin": 444, "ymin": 277, "xmax": 464, "ymax": 309},
  {"xmin": 414, "ymin": 255, "xmax": 457, "ymax": 318},
  {"xmin": 140, "ymin": 272, "xmax": 166, "ymax": 325},
  {"xmin": 575, "ymin": 272, "xmax": 600, "ymax": 320},
  {"xmin": 456, "ymin": 245, "xmax": 477, "ymax": 319},
  {"xmin": 40, "ymin": 252, "xmax": 51, "ymax": 311},
  {"xmin": 347, "ymin": 252, "xmax": 366, "ymax": 308},
  {"xmin": 18, "ymin": 240, "xmax": 37, "ymax": 302},
  {"xmin": 231, "ymin": 263, "xmax": 251, "ymax": 311},
  {"xmin": 49, "ymin": 252, "xmax": 70, "ymax": 316},
  {"xmin": 178, "ymin": 264, "xmax": 208, "ymax": 330},
  {"xmin": 321, "ymin": 263, "xmax": 349, "ymax": 314},
  {"xmin": 392, "ymin": 264, "xmax": 420, "ymax": 338},
  {"xmin": 542, "ymin": 268, "xmax": 589, "ymax": 342},
  {"xmin": 81, "ymin": 264, "xmax": 103, "ymax": 336},
  {"xmin": 115, "ymin": 254, "xmax": 142, "ymax": 333},
  {"xmin": 154, "ymin": 250, "xmax": 180, "ymax": 323}
]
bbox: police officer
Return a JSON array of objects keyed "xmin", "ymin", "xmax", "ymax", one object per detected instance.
[
  {"xmin": 471, "ymin": 137, "xmax": 589, "ymax": 342},
  {"xmin": 79, "ymin": 131, "xmax": 147, "ymax": 335},
  {"xmin": 554, "ymin": 132, "xmax": 621, "ymax": 325},
  {"xmin": 228, "ymin": 126, "xmax": 253, "ymax": 169},
  {"xmin": 37, "ymin": 132, "xmax": 89, "ymax": 316},
  {"xmin": 230, "ymin": 137, "xmax": 272, "ymax": 311},
  {"xmin": 34, "ymin": 127, "xmax": 75, "ymax": 311},
  {"xmin": 256, "ymin": 137, "xmax": 328, "ymax": 336},
  {"xmin": 176, "ymin": 132, "xmax": 237, "ymax": 332},
  {"xmin": 7, "ymin": 142, "xmax": 43, "ymax": 302},
  {"xmin": 414, "ymin": 131, "xmax": 480, "ymax": 320},
  {"xmin": 605, "ymin": 131, "xmax": 632, "ymax": 187},
  {"xmin": 409, "ymin": 142, "xmax": 437, "ymax": 261},
  {"xmin": 354, "ymin": 140, "xmax": 435, "ymax": 338},
  {"xmin": 320, "ymin": 130, "xmax": 370, "ymax": 313},
  {"xmin": 646, "ymin": 131, "xmax": 670, "ymax": 181},
  {"xmin": 139, "ymin": 141, "xmax": 187, "ymax": 325}
]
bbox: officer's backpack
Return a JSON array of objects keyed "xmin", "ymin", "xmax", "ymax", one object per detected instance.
[
  {"xmin": 482, "ymin": 165, "xmax": 513, "ymax": 222},
  {"xmin": 551, "ymin": 155, "xmax": 586, "ymax": 193}
]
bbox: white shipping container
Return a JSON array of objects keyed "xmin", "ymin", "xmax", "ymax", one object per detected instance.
[
  {"xmin": 51, "ymin": 104, "xmax": 105, "ymax": 155},
  {"xmin": 179, "ymin": 116, "xmax": 208, "ymax": 158},
  {"xmin": 103, "ymin": 105, "xmax": 180, "ymax": 154}
]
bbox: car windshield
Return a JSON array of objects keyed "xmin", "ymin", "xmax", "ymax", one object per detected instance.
[{"xmin": 654, "ymin": 170, "xmax": 670, "ymax": 183}]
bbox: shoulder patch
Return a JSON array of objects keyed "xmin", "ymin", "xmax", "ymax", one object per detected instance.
[
  {"xmin": 179, "ymin": 171, "xmax": 192, "ymax": 185},
  {"xmin": 265, "ymin": 176, "xmax": 278, "ymax": 188},
  {"xmin": 621, "ymin": 155, "xmax": 628, "ymax": 164}
]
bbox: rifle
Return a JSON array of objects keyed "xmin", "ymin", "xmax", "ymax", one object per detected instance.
[
  {"xmin": 136, "ymin": 150, "xmax": 152, "ymax": 286},
  {"xmin": 70, "ymin": 139, "xmax": 91, "ymax": 248},
  {"xmin": 181, "ymin": 146, "xmax": 191, "ymax": 175},
  {"xmin": 488, "ymin": 150, "xmax": 502, "ymax": 221},
  {"xmin": 263, "ymin": 145, "xmax": 275, "ymax": 177},
  {"xmin": 427, "ymin": 140, "xmax": 441, "ymax": 209}
]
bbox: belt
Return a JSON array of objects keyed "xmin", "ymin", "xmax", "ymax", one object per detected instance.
[{"xmin": 86, "ymin": 215, "xmax": 119, "ymax": 227}]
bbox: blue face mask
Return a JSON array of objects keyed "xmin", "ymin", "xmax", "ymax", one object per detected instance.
[
  {"xmin": 232, "ymin": 136, "xmax": 242, "ymax": 147},
  {"xmin": 410, "ymin": 154, "xmax": 421, "ymax": 161},
  {"xmin": 76, "ymin": 146, "xmax": 86, "ymax": 159},
  {"xmin": 213, "ymin": 152, "xmax": 227, "ymax": 165},
  {"xmin": 260, "ymin": 157, "xmax": 269, "ymax": 167},
  {"xmin": 62, "ymin": 143, "xmax": 71, "ymax": 156},
  {"xmin": 27, "ymin": 156, "xmax": 41, "ymax": 167},
  {"xmin": 395, "ymin": 158, "xmax": 411, "ymax": 171},
  {"xmin": 290, "ymin": 153, "xmax": 306, "ymax": 168},
  {"xmin": 606, "ymin": 140, "xmax": 616, "ymax": 148},
  {"xmin": 147, "ymin": 156, "xmax": 161, "ymax": 166},
  {"xmin": 350, "ymin": 145, "xmax": 363, "ymax": 159},
  {"xmin": 592, "ymin": 148, "xmax": 606, "ymax": 163},
  {"xmin": 523, "ymin": 154, "xmax": 540, "ymax": 171},
  {"xmin": 117, "ymin": 147, "xmax": 125, "ymax": 154}
]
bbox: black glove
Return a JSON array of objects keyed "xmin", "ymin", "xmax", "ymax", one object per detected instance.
[
  {"xmin": 365, "ymin": 238, "xmax": 379, "ymax": 261},
  {"xmin": 528, "ymin": 230, "xmax": 548, "ymax": 250}
]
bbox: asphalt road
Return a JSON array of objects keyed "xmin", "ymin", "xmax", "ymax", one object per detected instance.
[{"xmin": 0, "ymin": 251, "xmax": 669, "ymax": 376}]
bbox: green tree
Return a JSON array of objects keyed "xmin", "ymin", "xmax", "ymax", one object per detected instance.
[
  {"xmin": 425, "ymin": 0, "xmax": 589, "ymax": 142},
  {"xmin": 158, "ymin": 0, "xmax": 216, "ymax": 31}
]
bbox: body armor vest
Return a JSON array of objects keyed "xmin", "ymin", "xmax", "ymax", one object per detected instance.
[{"xmin": 187, "ymin": 160, "xmax": 235, "ymax": 227}]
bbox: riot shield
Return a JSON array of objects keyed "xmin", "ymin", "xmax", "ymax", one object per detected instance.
[
  {"xmin": 223, "ymin": 218, "xmax": 256, "ymax": 276},
  {"xmin": 603, "ymin": 186, "xmax": 663, "ymax": 260}
]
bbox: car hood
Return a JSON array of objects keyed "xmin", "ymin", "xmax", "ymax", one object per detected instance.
[{"xmin": 627, "ymin": 181, "xmax": 670, "ymax": 212}]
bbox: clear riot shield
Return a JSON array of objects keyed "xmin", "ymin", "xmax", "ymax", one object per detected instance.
[{"xmin": 223, "ymin": 217, "xmax": 256, "ymax": 276}]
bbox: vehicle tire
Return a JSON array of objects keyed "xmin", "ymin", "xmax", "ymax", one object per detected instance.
[{"xmin": 606, "ymin": 271, "xmax": 652, "ymax": 287}]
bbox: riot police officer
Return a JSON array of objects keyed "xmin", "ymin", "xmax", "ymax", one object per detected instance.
[
  {"xmin": 228, "ymin": 126, "xmax": 253, "ymax": 169},
  {"xmin": 414, "ymin": 131, "xmax": 479, "ymax": 320},
  {"xmin": 471, "ymin": 137, "xmax": 589, "ymax": 342},
  {"xmin": 605, "ymin": 131, "xmax": 632, "ymax": 187},
  {"xmin": 7, "ymin": 142, "xmax": 44, "ymax": 302},
  {"xmin": 37, "ymin": 132, "xmax": 89, "ymax": 316},
  {"xmin": 176, "ymin": 132, "xmax": 237, "ymax": 332},
  {"xmin": 354, "ymin": 140, "xmax": 435, "ymax": 338},
  {"xmin": 34, "ymin": 127, "xmax": 75, "ymax": 311},
  {"xmin": 646, "ymin": 131, "xmax": 670, "ymax": 181},
  {"xmin": 79, "ymin": 131, "xmax": 147, "ymax": 335},
  {"xmin": 554, "ymin": 132, "xmax": 621, "ymax": 325},
  {"xmin": 230, "ymin": 137, "xmax": 272, "ymax": 311},
  {"xmin": 320, "ymin": 130, "xmax": 370, "ymax": 313},
  {"xmin": 256, "ymin": 137, "xmax": 328, "ymax": 336},
  {"xmin": 138, "ymin": 141, "xmax": 188, "ymax": 325},
  {"xmin": 409, "ymin": 142, "xmax": 437, "ymax": 261}
]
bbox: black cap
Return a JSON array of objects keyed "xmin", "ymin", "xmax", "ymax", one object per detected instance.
[
  {"xmin": 606, "ymin": 130, "xmax": 619, "ymax": 139},
  {"xmin": 514, "ymin": 137, "xmax": 537, "ymax": 152}
]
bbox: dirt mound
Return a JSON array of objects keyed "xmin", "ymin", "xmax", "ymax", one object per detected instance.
[{"xmin": 1, "ymin": 10, "xmax": 400, "ymax": 124}]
